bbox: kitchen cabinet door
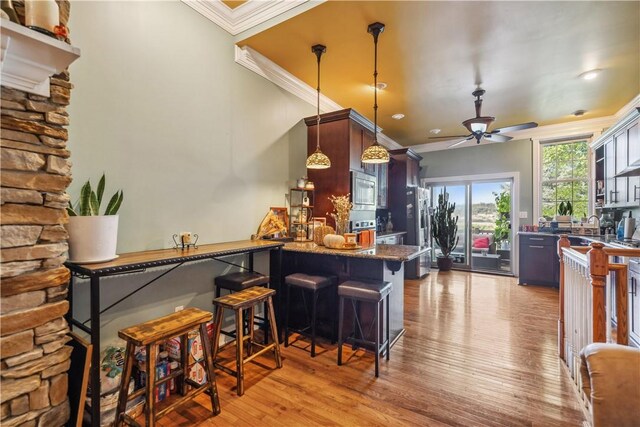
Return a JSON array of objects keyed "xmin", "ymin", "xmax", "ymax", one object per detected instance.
[
  {"xmin": 518, "ymin": 241, "xmax": 558, "ymax": 286},
  {"xmin": 604, "ymin": 139, "xmax": 617, "ymax": 205},
  {"xmin": 628, "ymin": 122, "xmax": 639, "ymax": 167},
  {"xmin": 377, "ymin": 163, "xmax": 388, "ymax": 208}
]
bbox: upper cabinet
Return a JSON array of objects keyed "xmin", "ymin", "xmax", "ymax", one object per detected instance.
[
  {"xmin": 389, "ymin": 148, "xmax": 423, "ymax": 187},
  {"xmin": 593, "ymin": 108, "xmax": 640, "ymax": 208},
  {"xmin": 304, "ymin": 108, "xmax": 383, "ymax": 217}
]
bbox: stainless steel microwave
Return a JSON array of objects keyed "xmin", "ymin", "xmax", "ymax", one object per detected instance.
[{"xmin": 351, "ymin": 171, "xmax": 377, "ymax": 211}]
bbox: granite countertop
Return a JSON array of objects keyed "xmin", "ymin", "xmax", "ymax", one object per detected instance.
[
  {"xmin": 377, "ymin": 231, "xmax": 407, "ymax": 237},
  {"xmin": 517, "ymin": 231, "xmax": 624, "ymax": 246},
  {"xmin": 283, "ymin": 242, "xmax": 428, "ymax": 262}
]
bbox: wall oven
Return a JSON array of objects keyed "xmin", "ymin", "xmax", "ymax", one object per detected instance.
[{"xmin": 351, "ymin": 171, "xmax": 377, "ymax": 211}]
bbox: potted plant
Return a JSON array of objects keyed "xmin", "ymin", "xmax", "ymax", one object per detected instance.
[
  {"xmin": 555, "ymin": 201, "xmax": 573, "ymax": 222},
  {"xmin": 431, "ymin": 189, "xmax": 459, "ymax": 271},
  {"xmin": 493, "ymin": 188, "xmax": 511, "ymax": 250},
  {"xmin": 67, "ymin": 174, "xmax": 123, "ymax": 263}
]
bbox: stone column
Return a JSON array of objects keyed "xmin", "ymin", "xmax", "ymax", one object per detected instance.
[{"xmin": 1, "ymin": 2, "xmax": 73, "ymax": 425}]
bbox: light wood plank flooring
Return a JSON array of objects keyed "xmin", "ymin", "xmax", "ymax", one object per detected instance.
[{"xmin": 159, "ymin": 271, "xmax": 586, "ymax": 426}]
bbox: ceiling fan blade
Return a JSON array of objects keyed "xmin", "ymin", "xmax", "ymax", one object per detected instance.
[
  {"xmin": 491, "ymin": 122, "xmax": 538, "ymax": 134},
  {"xmin": 484, "ymin": 133, "xmax": 512, "ymax": 143},
  {"xmin": 428, "ymin": 134, "xmax": 470, "ymax": 140},
  {"xmin": 448, "ymin": 136, "xmax": 474, "ymax": 149}
]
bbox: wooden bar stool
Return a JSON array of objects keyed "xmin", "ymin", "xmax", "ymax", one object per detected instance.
[
  {"xmin": 212, "ymin": 286, "xmax": 282, "ymax": 396},
  {"xmin": 115, "ymin": 308, "xmax": 220, "ymax": 427},
  {"xmin": 215, "ymin": 271, "xmax": 270, "ymax": 342},
  {"xmin": 284, "ymin": 273, "xmax": 337, "ymax": 357},
  {"xmin": 337, "ymin": 279, "xmax": 392, "ymax": 377}
]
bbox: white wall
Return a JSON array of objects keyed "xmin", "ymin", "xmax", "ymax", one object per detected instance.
[{"xmin": 67, "ymin": 1, "xmax": 312, "ymax": 344}]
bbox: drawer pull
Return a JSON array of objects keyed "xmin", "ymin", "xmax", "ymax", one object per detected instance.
[
  {"xmin": 529, "ymin": 238, "xmax": 545, "ymax": 241},
  {"xmin": 529, "ymin": 245, "xmax": 545, "ymax": 249}
]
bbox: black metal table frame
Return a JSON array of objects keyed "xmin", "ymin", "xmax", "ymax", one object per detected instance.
[{"xmin": 65, "ymin": 244, "xmax": 283, "ymax": 426}]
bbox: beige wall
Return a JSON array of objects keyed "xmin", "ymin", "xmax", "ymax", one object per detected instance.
[{"xmin": 67, "ymin": 1, "xmax": 312, "ymax": 343}]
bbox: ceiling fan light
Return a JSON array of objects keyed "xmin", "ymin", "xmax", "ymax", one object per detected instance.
[
  {"xmin": 306, "ymin": 149, "xmax": 331, "ymax": 169},
  {"xmin": 470, "ymin": 122, "xmax": 488, "ymax": 133},
  {"xmin": 362, "ymin": 142, "xmax": 390, "ymax": 164}
]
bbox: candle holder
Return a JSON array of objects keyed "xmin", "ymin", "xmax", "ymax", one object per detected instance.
[{"xmin": 172, "ymin": 233, "xmax": 199, "ymax": 250}]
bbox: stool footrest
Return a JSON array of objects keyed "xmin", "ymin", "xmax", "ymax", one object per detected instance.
[
  {"xmin": 243, "ymin": 343, "xmax": 276, "ymax": 364},
  {"xmin": 155, "ymin": 381, "xmax": 216, "ymax": 419},
  {"xmin": 122, "ymin": 413, "xmax": 141, "ymax": 427}
]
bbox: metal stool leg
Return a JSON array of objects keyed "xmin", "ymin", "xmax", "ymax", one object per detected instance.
[
  {"xmin": 374, "ymin": 300, "xmax": 380, "ymax": 378},
  {"xmin": 337, "ymin": 296, "xmax": 345, "ymax": 366},
  {"xmin": 284, "ymin": 282, "xmax": 291, "ymax": 347},
  {"xmin": 385, "ymin": 293, "xmax": 390, "ymax": 361},
  {"xmin": 311, "ymin": 289, "xmax": 318, "ymax": 357}
]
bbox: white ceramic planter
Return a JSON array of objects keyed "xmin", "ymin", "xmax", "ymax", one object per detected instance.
[{"xmin": 67, "ymin": 215, "xmax": 119, "ymax": 263}]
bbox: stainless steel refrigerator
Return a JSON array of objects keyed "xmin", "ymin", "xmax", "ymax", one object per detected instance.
[{"xmin": 405, "ymin": 186, "xmax": 432, "ymax": 279}]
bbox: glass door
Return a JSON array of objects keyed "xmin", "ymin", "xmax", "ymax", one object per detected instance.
[
  {"xmin": 427, "ymin": 178, "xmax": 514, "ymax": 275},
  {"xmin": 430, "ymin": 185, "xmax": 469, "ymax": 268},
  {"xmin": 470, "ymin": 181, "xmax": 513, "ymax": 274}
]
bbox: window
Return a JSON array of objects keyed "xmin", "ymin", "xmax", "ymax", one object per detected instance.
[{"xmin": 540, "ymin": 140, "xmax": 589, "ymax": 218}]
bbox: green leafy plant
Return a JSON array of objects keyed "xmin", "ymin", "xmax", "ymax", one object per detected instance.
[
  {"xmin": 431, "ymin": 189, "xmax": 459, "ymax": 258},
  {"xmin": 493, "ymin": 188, "xmax": 511, "ymax": 244},
  {"xmin": 557, "ymin": 201, "xmax": 573, "ymax": 216},
  {"xmin": 67, "ymin": 174, "xmax": 123, "ymax": 216}
]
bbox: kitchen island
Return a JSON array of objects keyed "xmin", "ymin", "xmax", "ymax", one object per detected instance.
[{"xmin": 273, "ymin": 242, "xmax": 428, "ymax": 347}]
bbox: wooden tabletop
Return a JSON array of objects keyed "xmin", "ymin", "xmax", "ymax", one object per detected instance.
[{"xmin": 65, "ymin": 240, "xmax": 283, "ymax": 276}]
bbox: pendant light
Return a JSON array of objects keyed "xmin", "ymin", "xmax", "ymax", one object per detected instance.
[
  {"xmin": 361, "ymin": 22, "xmax": 390, "ymax": 164},
  {"xmin": 306, "ymin": 44, "xmax": 331, "ymax": 169}
]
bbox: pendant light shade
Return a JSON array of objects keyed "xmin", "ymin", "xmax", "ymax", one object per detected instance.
[
  {"xmin": 306, "ymin": 44, "xmax": 331, "ymax": 170},
  {"xmin": 362, "ymin": 22, "xmax": 389, "ymax": 164}
]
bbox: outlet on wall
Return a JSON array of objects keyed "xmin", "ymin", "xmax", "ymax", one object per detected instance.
[{"xmin": 174, "ymin": 305, "xmax": 184, "ymax": 312}]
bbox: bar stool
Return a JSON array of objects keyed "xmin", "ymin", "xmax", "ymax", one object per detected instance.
[
  {"xmin": 337, "ymin": 279, "xmax": 392, "ymax": 377},
  {"xmin": 284, "ymin": 273, "xmax": 337, "ymax": 357},
  {"xmin": 215, "ymin": 271, "xmax": 270, "ymax": 342},
  {"xmin": 212, "ymin": 286, "xmax": 282, "ymax": 396},
  {"xmin": 115, "ymin": 308, "xmax": 220, "ymax": 426}
]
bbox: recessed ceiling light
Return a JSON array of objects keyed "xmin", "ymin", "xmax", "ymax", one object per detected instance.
[
  {"xmin": 579, "ymin": 69, "xmax": 601, "ymax": 80},
  {"xmin": 573, "ymin": 109, "xmax": 587, "ymax": 116},
  {"xmin": 370, "ymin": 82, "xmax": 387, "ymax": 90},
  {"xmin": 392, "ymin": 113, "xmax": 405, "ymax": 120},
  {"xmin": 429, "ymin": 128, "xmax": 441, "ymax": 135}
]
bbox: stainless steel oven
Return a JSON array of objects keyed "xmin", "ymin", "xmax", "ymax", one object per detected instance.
[{"xmin": 351, "ymin": 171, "xmax": 377, "ymax": 211}]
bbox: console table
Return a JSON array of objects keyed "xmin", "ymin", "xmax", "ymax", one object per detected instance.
[{"xmin": 65, "ymin": 240, "xmax": 284, "ymax": 426}]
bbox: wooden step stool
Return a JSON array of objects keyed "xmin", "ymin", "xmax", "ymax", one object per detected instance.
[
  {"xmin": 115, "ymin": 308, "xmax": 221, "ymax": 426},
  {"xmin": 212, "ymin": 286, "xmax": 282, "ymax": 396}
]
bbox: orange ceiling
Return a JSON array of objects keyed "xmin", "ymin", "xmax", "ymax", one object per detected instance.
[
  {"xmin": 221, "ymin": 1, "xmax": 246, "ymax": 10},
  {"xmin": 239, "ymin": 1, "xmax": 640, "ymax": 147}
]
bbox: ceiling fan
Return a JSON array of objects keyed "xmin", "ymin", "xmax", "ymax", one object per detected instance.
[{"xmin": 429, "ymin": 89, "xmax": 538, "ymax": 149}]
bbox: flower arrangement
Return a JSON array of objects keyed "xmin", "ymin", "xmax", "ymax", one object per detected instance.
[{"xmin": 329, "ymin": 194, "xmax": 352, "ymax": 235}]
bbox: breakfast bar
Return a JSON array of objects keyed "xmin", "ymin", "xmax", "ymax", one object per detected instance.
[{"xmin": 275, "ymin": 242, "xmax": 428, "ymax": 347}]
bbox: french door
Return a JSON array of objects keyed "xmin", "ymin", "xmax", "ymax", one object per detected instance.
[{"xmin": 427, "ymin": 178, "xmax": 514, "ymax": 275}]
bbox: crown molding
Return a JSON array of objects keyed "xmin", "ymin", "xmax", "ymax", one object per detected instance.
[
  {"xmin": 182, "ymin": 0, "xmax": 313, "ymax": 35},
  {"xmin": 235, "ymin": 45, "xmax": 403, "ymax": 150}
]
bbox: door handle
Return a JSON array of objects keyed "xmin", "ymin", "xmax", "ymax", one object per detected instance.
[
  {"xmin": 634, "ymin": 185, "xmax": 639, "ymax": 202},
  {"xmin": 610, "ymin": 190, "xmax": 619, "ymax": 203}
]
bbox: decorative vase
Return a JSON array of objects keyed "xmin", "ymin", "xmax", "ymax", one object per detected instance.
[
  {"xmin": 436, "ymin": 256, "xmax": 453, "ymax": 271},
  {"xmin": 335, "ymin": 218, "xmax": 349, "ymax": 236},
  {"xmin": 67, "ymin": 215, "xmax": 119, "ymax": 263}
]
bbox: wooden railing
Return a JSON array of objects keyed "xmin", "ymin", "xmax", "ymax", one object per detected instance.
[{"xmin": 557, "ymin": 235, "xmax": 640, "ymax": 384}]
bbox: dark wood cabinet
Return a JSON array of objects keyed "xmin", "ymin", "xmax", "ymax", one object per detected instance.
[
  {"xmin": 387, "ymin": 148, "xmax": 423, "ymax": 233},
  {"xmin": 304, "ymin": 109, "xmax": 377, "ymax": 222},
  {"xmin": 518, "ymin": 234, "xmax": 559, "ymax": 287}
]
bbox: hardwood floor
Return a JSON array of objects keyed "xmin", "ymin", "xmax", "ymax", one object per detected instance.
[{"xmin": 159, "ymin": 271, "xmax": 586, "ymax": 426}]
